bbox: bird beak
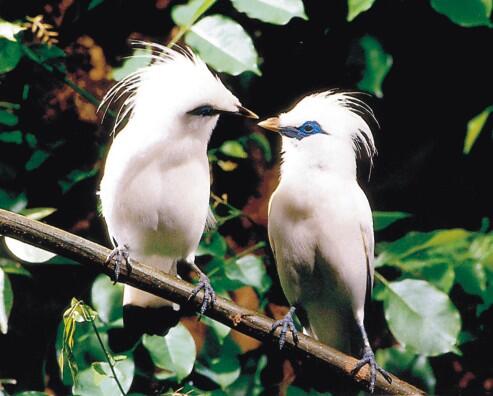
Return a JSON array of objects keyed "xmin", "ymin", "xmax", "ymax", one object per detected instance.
[
  {"xmin": 234, "ymin": 105, "xmax": 259, "ymax": 119},
  {"xmin": 257, "ymin": 117, "xmax": 280, "ymax": 133}
]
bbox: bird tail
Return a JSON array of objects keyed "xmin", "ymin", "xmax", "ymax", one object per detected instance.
[
  {"xmin": 123, "ymin": 254, "xmax": 178, "ymax": 309},
  {"xmin": 303, "ymin": 302, "xmax": 352, "ymax": 355},
  {"xmin": 110, "ymin": 255, "xmax": 181, "ymax": 352}
]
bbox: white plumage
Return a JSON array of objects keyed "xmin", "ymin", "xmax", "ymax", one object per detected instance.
[
  {"xmin": 259, "ymin": 90, "xmax": 391, "ymax": 392},
  {"xmin": 99, "ymin": 43, "xmax": 256, "ymax": 329}
]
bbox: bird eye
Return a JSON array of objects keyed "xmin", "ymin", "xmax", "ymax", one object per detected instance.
[
  {"xmin": 188, "ymin": 105, "xmax": 216, "ymax": 117},
  {"xmin": 303, "ymin": 124, "xmax": 313, "ymax": 132},
  {"xmin": 296, "ymin": 121, "xmax": 324, "ymax": 137}
]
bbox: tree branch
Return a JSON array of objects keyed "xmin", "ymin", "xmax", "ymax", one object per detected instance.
[{"xmin": 0, "ymin": 209, "xmax": 424, "ymax": 395}]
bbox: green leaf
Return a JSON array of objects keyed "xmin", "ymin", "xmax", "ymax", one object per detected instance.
[
  {"xmin": 246, "ymin": 132, "xmax": 272, "ymax": 162},
  {"xmin": 224, "ymin": 355, "xmax": 267, "ymax": 396},
  {"xmin": 463, "ymin": 106, "xmax": 492, "ymax": 154},
  {"xmin": 455, "ymin": 261, "xmax": 486, "ymax": 297},
  {"xmin": 142, "ymin": 323, "xmax": 196, "ymax": 381},
  {"xmin": 373, "ymin": 211, "xmax": 411, "ymax": 231},
  {"xmin": 477, "ymin": 283, "xmax": 493, "ymax": 315},
  {"xmin": 72, "ymin": 358, "xmax": 134, "ymax": 396},
  {"xmin": 286, "ymin": 387, "xmax": 331, "ymax": 396},
  {"xmin": 204, "ymin": 257, "xmax": 241, "ymax": 293},
  {"xmin": 195, "ymin": 356, "xmax": 241, "ymax": 389},
  {"xmin": 202, "ymin": 315, "xmax": 231, "ymax": 343},
  {"xmin": 4, "ymin": 237, "xmax": 57, "ymax": 263},
  {"xmin": 0, "ymin": 268, "xmax": 13, "ymax": 334},
  {"xmin": 91, "ymin": 274, "xmax": 123, "ymax": 325},
  {"xmin": 382, "ymin": 278, "xmax": 461, "ymax": 356},
  {"xmin": 431, "ymin": 0, "xmax": 493, "ymax": 27},
  {"xmin": 110, "ymin": 48, "xmax": 152, "ymax": 81},
  {"xmin": 418, "ymin": 262, "xmax": 455, "ymax": 293},
  {"xmin": 0, "ymin": 258, "xmax": 31, "ymax": 277},
  {"xmin": 0, "ymin": 110, "xmax": 18, "ymax": 126},
  {"xmin": 91, "ymin": 362, "xmax": 108, "ymax": 376},
  {"xmin": 357, "ymin": 35, "xmax": 392, "ymax": 98},
  {"xmin": 19, "ymin": 207, "xmax": 57, "ymax": 220},
  {"xmin": 185, "ymin": 15, "xmax": 261, "ymax": 76},
  {"xmin": 58, "ymin": 168, "xmax": 98, "ymax": 193},
  {"xmin": 220, "ymin": 140, "xmax": 248, "ymax": 159},
  {"xmin": 57, "ymin": 318, "xmax": 110, "ymax": 385},
  {"xmin": 30, "ymin": 44, "xmax": 66, "ymax": 62},
  {"xmin": 172, "ymin": 0, "xmax": 217, "ymax": 27},
  {"xmin": 88, "ymin": 0, "xmax": 105, "ymax": 10},
  {"xmin": 57, "ymin": 300, "xmax": 105, "ymax": 382},
  {"xmin": 198, "ymin": 231, "xmax": 228, "ymax": 257},
  {"xmin": 25, "ymin": 149, "xmax": 50, "ymax": 171},
  {"xmin": 0, "ymin": 130, "xmax": 22, "ymax": 144},
  {"xmin": 230, "ymin": 0, "xmax": 307, "ymax": 25},
  {"xmin": 0, "ymin": 19, "xmax": 25, "ymax": 41},
  {"xmin": 225, "ymin": 255, "xmax": 271, "ymax": 294},
  {"xmin": 0, "ymin": 38, "xmax": 22, "ymax": 73},
  {"xmin": 376, "ymin": 346, "xmax": 436, "ymax": 394},
  {"xmin": 14, "ymin": 392, "xmax": 50, "ymax": 396},
  {"xmin": 64, "ymin": 298, "xmax": 98, "ymax": 323},
  {"xmin": 376, "ymin": 228, "xmax": 471, "ymax": 267},
  {"xmin": 347, "ymin": 0, "xmax": 376, "ymax": 21},
  {"xmin": 25, "ymin": 133, "xmax": 37, "ymax": 148},
  {"xmin": 0, "ymin": 190, "xmax": 27, "ymax": 212},
  {"xmin": 458, "ymin": 330, "xmax": 476, "ymax": 345}
]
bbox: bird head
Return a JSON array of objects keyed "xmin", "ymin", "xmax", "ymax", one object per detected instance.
[
  {"xmin": 258, "ymin": 90, "xmax": 377, "ymax": 169},
  {"xmin": 101, "ymin": 42, "xmax": 257, "ymax": 141}
]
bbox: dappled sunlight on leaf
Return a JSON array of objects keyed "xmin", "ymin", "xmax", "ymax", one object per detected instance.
[
  {"xmin": 381, "ymin": 278, "xmax": 461, "ymax": 356},
  {"xmin": 231, "ymin": 0, "xmax": 307, "ymax": 25},
  {"xmin": 186, "ymin": 15, "xmax": 261, "ymax": 76},
  {"xmin": 4, "ymin": 236, "xmax": 56, "ymax": 263}
]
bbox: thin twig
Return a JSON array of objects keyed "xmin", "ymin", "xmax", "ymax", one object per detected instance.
[
  {"xmin": 0, "ymin": 209, "xmax": 424, "ymax": 395},
  {"xmin": 90, "ymin": 318, "xmax": 126, "ymax": 395}
]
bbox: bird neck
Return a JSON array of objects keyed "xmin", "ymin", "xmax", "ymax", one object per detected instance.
[
  {"xmin": 125, "ymin": 112, "xmax": 215, "ymax": 153},
  {"xmin": 114, "ymin": 119, "xmax": 210, "ymax": 172},
  {"xmin": 280, "ymin": 135, "xmax": 358, "ymax": 180}
]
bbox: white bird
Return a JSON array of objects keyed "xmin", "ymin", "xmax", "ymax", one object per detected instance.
[
  {"xmin": 99, "ymin": 42, "xmax": 257, "ymax": 342},
  {"xmin": 258, "ymin": 90, "xmax": 391, "ymax": 392}
]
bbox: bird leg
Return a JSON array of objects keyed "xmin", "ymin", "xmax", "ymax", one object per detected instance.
[
  {"xmin": 351, "ymin": 323, "xmax": 392, "ymax": 393},
  {"xmin": 271, "ymin": 306, "xmax": 299, "ymax": 350},
  {"xmin": 184, "ymin": 256, "xmax": 217, "ymax": 316},
  {"xmin": 105, "ymin": 244, "xmax": 130, "ymax": 284}
]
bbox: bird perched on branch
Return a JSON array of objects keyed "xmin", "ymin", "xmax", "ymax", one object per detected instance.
[
  {"xmin": 258, "ymin": 90, "xmax": 392, "ymax": 392},
  {"xmin": 99, "ymin": 42, "xmax": 257, "ymax": 345}
]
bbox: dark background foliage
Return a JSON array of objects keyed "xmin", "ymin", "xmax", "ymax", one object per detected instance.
[{"xmin": 1, "ymin": 0, "xmax": 493, "ymax": 395}]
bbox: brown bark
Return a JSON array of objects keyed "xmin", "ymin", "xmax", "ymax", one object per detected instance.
[{"xmin": 0, "ymin": 209, "xmax": 425, "ymax": 395}]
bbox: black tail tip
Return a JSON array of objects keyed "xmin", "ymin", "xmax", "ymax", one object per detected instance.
[{"xmin": 109, "ymin": 305, "xmax": 181, "ymax": 352}]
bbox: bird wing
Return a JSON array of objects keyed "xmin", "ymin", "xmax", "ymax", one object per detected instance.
[
  {"xmin": 267, "ymin": 193, "xmax": 277, "ymax": 259},
  {"xmin": 205, "ymin": 206, "xmax": 216, "ymax": 231},
  {"xmin": 360, "ymin": 218, "xmax": 375, "ymax": 310}
]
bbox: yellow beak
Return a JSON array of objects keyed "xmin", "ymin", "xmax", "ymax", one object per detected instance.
[
  {"xmin": 236, "ymin": 106, "xmax": 259, "ymax": 119},
  {"xmin": 257, "ymin": 117, "xmax": 280, "ymax": 133}
]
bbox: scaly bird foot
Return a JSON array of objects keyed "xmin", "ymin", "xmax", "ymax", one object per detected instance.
[
  {"xmin": 271, "ymin": 306, "xmax": 298, "ymax": 350},
  {"xmin": 105, "ymin": 244, "xmax": 130, "ymax": 284},
  {"xmin": 189, "ymin": 274, "xmax": 216, "ymax": 316},
  {"xmin": 351, "ymin": 347, "xmax": 392, "ymax": 393}
]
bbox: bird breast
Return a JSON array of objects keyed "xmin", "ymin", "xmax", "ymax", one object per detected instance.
[
  {"xmin": 269, "ymin": 174, "xmax": 370, "ymax": 317},
  {"xmin": 100, "ymin": 133, "xmax": 210, "ymax": 259}
]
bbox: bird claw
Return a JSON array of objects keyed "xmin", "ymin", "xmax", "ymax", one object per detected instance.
[
  {"xmin": 105, "ymin": 244, "xmax": 130, "ymax": 284},
  {"xmin": 271, "ymin": 307, "xmax": 298, "ymax": 350},
  {"xmin": 351, "ymin": 347, "xmax": 392, "ymax": 393},
  {"xmin": 189, "ymin": 274, "xmax": 216, "ymax": 316}
]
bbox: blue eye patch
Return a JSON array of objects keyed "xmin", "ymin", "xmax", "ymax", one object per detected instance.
[{"xmin": 279, "ymin": 120, "xmax": 327, "ymax": 140}]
